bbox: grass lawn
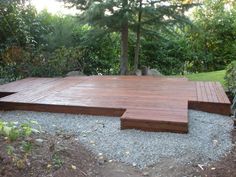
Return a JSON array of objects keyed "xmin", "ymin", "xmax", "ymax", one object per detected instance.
[{"xmin": 182, "ymin": 70, "xmax": 226, "ymax": 87}]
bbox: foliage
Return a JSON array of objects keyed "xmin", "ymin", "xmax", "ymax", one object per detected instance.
[
  {"xmin": 21, "ymin": 141, "xmax": 33, "ymax": 153},
  {"xmin": 0, "ymin": 2, "xmax": 51, "ymax": 80},
  {"xmin": 0, "ymin": 0, "xmax": 236, "ymax": 80},
  {"xmin": 0, "ymin": 42, "xmax": 119, "ymax": 81},
  {"xmin": 183, "ymin": 0, "xmax": 236, "ymax": 72},
  {"xmin": 73, "ymin": 28, "xmax": 120, "ymax": 75},
  {"xmin": 0, "ymin": 120, "xmax": 40, "ymax": 141},
  {"xmin": 137, "ymin": 35, "xmax": 188, "ymax": 75},
  {"xmin": 52, "ymin": 153, "xmax": 64, "ymax": 169},
  {"xmin": 6, "ymin": 145, "xmax": 15, "ymax": 155},
  {"xmin": 225, "ymin": 61, "xmax": 236, "ymax": 93},
  {"xmin": 63, "ymin": 0, "xmax": 194, "ymax": 74},
  {"xmin": 38, "ymin": 12, "xmax": 79, "ymax": 51},
  {"xmin": 0, "ymin": 3, "xmax": 49, "ymax": 51},
  {"xmin": 0, "ymin": 3, "xmax": 121, "ymax": 80},
  {"xmin": 0, "ymin": 119, "xmax": 40, "ymax": 170}
]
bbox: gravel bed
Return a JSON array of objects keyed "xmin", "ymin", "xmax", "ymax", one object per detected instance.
[{"xmin": 0, "ymin": 110, "xmax": 234, "ymax": 168}]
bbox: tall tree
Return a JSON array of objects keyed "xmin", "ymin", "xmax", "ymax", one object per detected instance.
[
  {"xmin": 62, "ymin": 0, "xmax": 131, "ymax": 74},
  {"xmin": 133, "ymin": 0, "xmax": 142, "ymax": 72},
  {"xmin": 131, "ymin": 0, "xmax": 194, "ymax": 72},
  {"xmin": 62, "ymin": 0, "xmax": 194, "ymax": 74},
  {"xmin": 120, "ymin": 0, "xmax": 129, "ymax": 74},
  {"xmin": 185, "ymin": 0, "xmax": 236, "ymax": 72}
]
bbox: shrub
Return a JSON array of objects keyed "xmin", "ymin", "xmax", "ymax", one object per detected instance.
[
  {"xmin": 225, "ymin": 61, "xmax": 236, "ymax": 93},
  {"xmin": 0, "ymin": 120, "xmax": 40, "ymax": 141}
]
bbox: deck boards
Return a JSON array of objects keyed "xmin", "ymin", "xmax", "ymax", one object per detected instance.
[
  {"xmin": 189, "ymin": 81, "xmax": 231, "ymax": 115},
  {"xmin": 193, "ymin": 81, "xmax": 230, "ymax": 104},
  {"xmin": 0, "ymin": 76, "xmax": 231, "ymax": 133}
]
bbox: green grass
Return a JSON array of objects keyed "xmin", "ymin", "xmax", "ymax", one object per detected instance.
[{"xmin": 183, "ymin": 70, "xmax": 226, "ymax": 87}]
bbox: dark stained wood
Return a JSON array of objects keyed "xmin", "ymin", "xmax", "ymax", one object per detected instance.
[
  {"xmin": 190, "ymin": 81, "xmax": 231, "ymax": 115},
  {"xmin": 121, "ymin": 118, "xmax": 188, "ymax": 133},
  {"xmin": 188, "ymin": 101, "xmax": 231, "ymax": 116},
  {"xmin": 0, "ymin": 78, "xmax": 61, "ymax": 93},
  {"xmin": 0, "ymin": 92, "xmax": 15, "ymax": 98},
  {"xmin": 0, "ymin": 102, "xmax": 126, "ymax": 117},
  {"xmin": 0, "ymin": 76, "xmax": 231, "ymax": 133},
  {"xmin": 121, "ymin": 107, "xmax": 188, "ymax": 133}
]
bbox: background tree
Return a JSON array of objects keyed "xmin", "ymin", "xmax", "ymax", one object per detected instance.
[
  {"xmin": 0, "ymin": 1, "xmax": 120, "ymax": 80},
  {"xmin": 1, "ymin": 0, "xmax": 235, "ymax": 81},
  {"xmin": 130, "ymin": 0, "xmax": 194, "ymax": 72},
  {"xmin": 62, "ymin": 0, "xmax": 194, "ymax": 74},
  {"xmin": 184, "ymin": 0, "xmax": 236, "ymax": 72},
  {"xmin": 62, "ymin": 0, "xmax": 131, "ymax": 74}
]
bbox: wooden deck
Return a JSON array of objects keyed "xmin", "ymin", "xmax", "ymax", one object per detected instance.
[{"xmin": 0, "ymin": 76, "xmax": 231, "ymax": 133}]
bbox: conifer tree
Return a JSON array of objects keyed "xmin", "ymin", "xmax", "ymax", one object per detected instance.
[{"xmin": 62, "ymin": 0, "xmax": 194, "ymax": 74}]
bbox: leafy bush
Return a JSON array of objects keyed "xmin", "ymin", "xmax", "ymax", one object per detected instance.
[
  {"xmin": 0, "ymin": 44, "xmax": 119, "ymax": 81},
  {"xmin": 0, "ymin": 120, "xmax": 40, "ymax": 141},
  {"xmin": 139, "ymin": 38, "xmax": 187, "ymax": 75},
  {"xmin": 52, "ymin": 153, "xmax": 64, "ymax": 169},
  {"xmin": 184, "ymin": 0, "xmax": 236, "ymax": 73},
  {"xmin": 0, "ymin": 3, "xmax": 48, "ymax": 51},
  {"xmin": 225, "ymin": 61, "xmax": 236, "ymax": 93},
  {"xmin": 226, "ymin": 61, "xmax": 236, "ymax": 117},
  {"xmin": 0, "ymin": 119, "xmax": 40, "ymax": 170},
  {"xmin": 0, "ymin": 47, "xmax": 80, "ymax": 80}
]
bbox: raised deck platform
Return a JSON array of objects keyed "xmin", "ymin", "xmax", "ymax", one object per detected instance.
[{"xmin": 0, "ymin": 76, "xmax": 231, "ymax": 133}]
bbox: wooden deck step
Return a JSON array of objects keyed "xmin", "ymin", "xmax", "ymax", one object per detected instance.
[
  {"xmin": 121, "ymin": 108, "xmax": 188, "ymax": 133},
  {"xmin": 189, "ymin": 81, "xmax": 231, "ymax": 115}
]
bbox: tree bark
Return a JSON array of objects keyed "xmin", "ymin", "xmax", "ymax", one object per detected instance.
[
  {"xmin": 19, "ymin": 0, "xmax": 26, "ymax": 5},
  {"xmin": 120, "ymin": 0, "xmax": 129, "ymax": 75},
  {"xmin": 134, "ymin": 0, "xmax": 142, "ymax": 72}
]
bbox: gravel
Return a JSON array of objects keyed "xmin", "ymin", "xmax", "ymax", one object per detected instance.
[{"xmin": 0, "ymin": 110, "xmax": 234, "ymax": 168}]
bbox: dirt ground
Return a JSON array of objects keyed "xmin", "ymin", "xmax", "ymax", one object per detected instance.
[{"xmin": 0, "ymin": 128, "xmax": 235, "ymax": 177}]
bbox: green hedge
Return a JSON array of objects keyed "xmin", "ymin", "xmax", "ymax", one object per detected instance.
[{"xmin": 225, "ymin": 61, "xmax": 236, "ymax": 93}]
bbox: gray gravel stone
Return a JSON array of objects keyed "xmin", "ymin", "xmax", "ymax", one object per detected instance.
[
  {"xmin": 34, "ymin": 138, "xmax": 44, "ymax": 146},
  {"xmin": 0, "ymin": 110, "xmax": 233, "ymax": 168}
]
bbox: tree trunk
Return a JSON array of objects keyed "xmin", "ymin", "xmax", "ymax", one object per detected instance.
[
  {"xmin": 120, "ymin": 0, "xmax": 129, "ymax": 75},
  {"xmin": 134, "ymin": 0, "xmax": 142, "ymax": 72},
  {"xmin": 20, "ymin": 0, "xmax": 26, "ymax": 5}
]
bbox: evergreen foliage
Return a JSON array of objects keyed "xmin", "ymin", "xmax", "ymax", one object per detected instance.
[
  {"xmin": 0, "ymin": 0, "xmax": 236, "ymax": 80},
  {"xmin": 63, "ymin": 0, "xmax": 194, "ymax": 74}
]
